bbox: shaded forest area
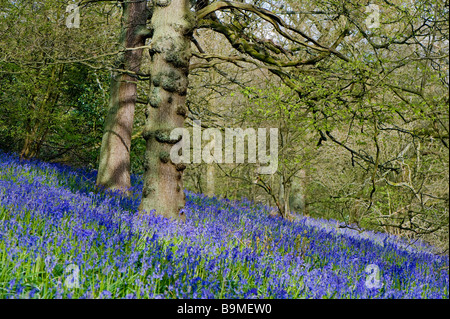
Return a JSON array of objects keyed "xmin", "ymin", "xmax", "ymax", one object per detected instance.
[{"xmin": 0, "ymin": 0, "xmax": 448, "ymax": 252}]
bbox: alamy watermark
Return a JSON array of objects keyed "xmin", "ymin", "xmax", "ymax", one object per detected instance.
[
  {"xmin": 365, "ymin": 4, "xmax": 380, "ymax": 29},
  {"xmin": 65, "ymin": 4, "xmax": 80, "ymax": 29},
  {"xmin": 170, "ymin": 120, "xmax": 279, "ymax": 175},
  {"xmin": 365, "ymin": 264, "xmax": 382, "ymax": 289},
  {"xmin": 64, "ymin": 263, "xmax": 80, "ymax": 289},
  {"xmin": 65, "ymin": 3, "xmax": 379, "ymax": 30}
]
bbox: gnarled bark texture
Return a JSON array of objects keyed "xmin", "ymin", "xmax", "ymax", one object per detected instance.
[
  {"xmin": 139, "ymin": 0, "xmax": 194, "ymax": 221},
  {"xmin": 96, "ymin": 0, "xmax": 148, "ymax": 191}
]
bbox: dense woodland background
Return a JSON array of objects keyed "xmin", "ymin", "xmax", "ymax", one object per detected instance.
[{"xmin": 0, "ymin": 0, "xmax": 448, "ymax": 253}]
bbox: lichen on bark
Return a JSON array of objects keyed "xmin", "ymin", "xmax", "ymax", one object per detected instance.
[{"xmin": 139, "ymin": 0, "xmax": 193, "ymax": 222}]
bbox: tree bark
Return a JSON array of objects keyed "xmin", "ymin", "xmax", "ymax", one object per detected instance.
[
  {"xmin": 289, "ymin": 169, "xmax": 308, "ymax": 216},
  {"xmin": 206, "ymin": 136, "xmax": 215, "ymax": 197},
  {"xmin": 139, "ymin": 0, "xmax": 194, "ymax": 221},
  {"xmin": 206, "ymin": 163, "xmax": 215, "ymax": 197},
  {"xmin": 20, "ymin": 65, "xmax": 64, "ymax": 160},
  {"xmin": 96, "ymin": 0, "xmax": 148, "ymax": 191}
]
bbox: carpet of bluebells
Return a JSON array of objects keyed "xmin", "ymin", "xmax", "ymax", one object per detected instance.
[{"xmin": 0, "ymin": 151, "xmax": 448, "ymax": 299}]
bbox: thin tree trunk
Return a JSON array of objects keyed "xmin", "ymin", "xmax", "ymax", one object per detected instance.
[
  {"xmin": 139, "ymin": 0, "xmax": 194, "ymax": 221},
  {"xmin": 206, "ymin": 76, "xmax": 216, "ymax": 198},
  {"xmin": 206, "ymin": 136, "xmax": 215, "ymax": 197},
  {"xmin": 20, "ymin": 95, "xmax": 38, "ymax": 160},
  {"xmin": 20, "ymin": 64, "xmax": 64, "ymax": 160},
  {"xmin": 96, "ymin": 0, "xmax": 148, "ymax": 191},
  {"xmin": 279, "ymin": 173, "xmax": 286, "ymax": 214},
  {"xmin": 20, "ymin": 133, "xmax": 33, "ymax": 160},
  {"xmin": 206, "ymin": 163, "xmax": 215, "ymax": 197},
  {"xmin": 289, "ymin": 168, "xmax": 308, "ymax": 216},
  {"xmin": 299, "ymin": 168, "xmax": 309, "ymax": 216}
]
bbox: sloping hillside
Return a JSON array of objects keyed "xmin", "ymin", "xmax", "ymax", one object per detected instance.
[{"xmin": 0, "ymin": 151, "xmax": 448, "ymax": 298}]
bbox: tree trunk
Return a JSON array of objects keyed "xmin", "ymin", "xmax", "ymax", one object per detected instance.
[
  {"xmin": 20, "ymin": 133, "xmax": 34, "ymax": 160},
  {"xmin": 289, "ymin": 169, "xmax": 308, "ymax": 216},
  {"xmin": 20, "ymin": 64, "xmax": 64, "ymax": 160},
  {"xmin": 279, "ymin": 173, "xmax": 286, "ymax": 215},
  {"xmin": 299, "ymin": 168, "xmax": 309, "ymax": 216},
  {"xmin": 139, "ymin": 0, "xmax": 194, "ymax": 221},
  {"xmin": 206, "ymin": 164, "xmax": 215, "ymax": 197},
  {"xmin": 96, "ymin": 0, "xmax": 148, "ymax": 191},
  {"xmin": 206, "ymin": 135, "xmax": 215, "ymax": 197}
]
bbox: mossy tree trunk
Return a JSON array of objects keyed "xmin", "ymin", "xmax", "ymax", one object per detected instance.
[
  {"xmin": 20, "ymin": 65, "xmax": 64, "ymax": 160},
  {"xmin": 139, "ymin": 0, "xmax": 194, "ymax": 221},
  {"xmin": 96, "ymin": 0, "xmax": 148, "ymax": 191}
]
